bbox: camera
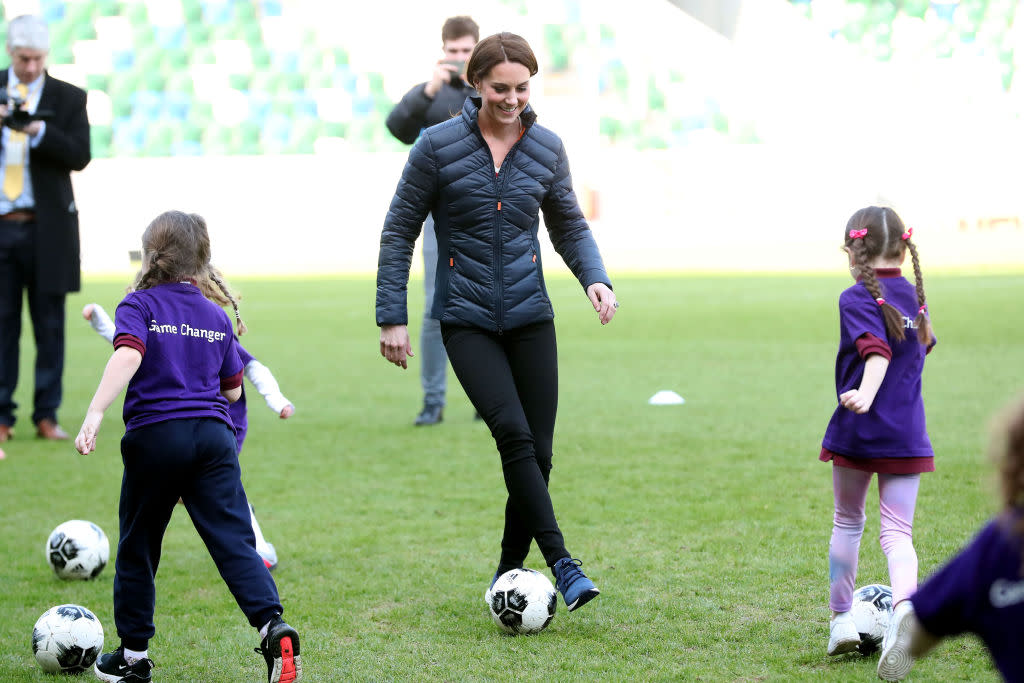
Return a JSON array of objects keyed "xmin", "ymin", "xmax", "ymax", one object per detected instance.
[
  {"xmin": 3, "ymin": 94, "xmax": 52, "ymax": 131},
  {"xmin": 442, "ymin": 60, "xmax": 466, "ymax": 86}
]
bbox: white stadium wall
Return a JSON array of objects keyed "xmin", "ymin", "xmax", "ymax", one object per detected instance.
[{"xmin": 74, "ymin": 143, "xmax": 1024, "ymax": 278}]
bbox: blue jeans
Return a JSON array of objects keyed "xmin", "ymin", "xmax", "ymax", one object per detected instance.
[{"xmin": 421, "ymin": 214, "xmax": 447, "ymax": 407}]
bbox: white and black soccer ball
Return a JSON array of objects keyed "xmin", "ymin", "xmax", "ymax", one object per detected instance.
[
  {"xmin": 31, "ymin": 604, "xmax": 104, "ymax": 674},
  {"xmin": 46, "ymin": 520, "xmax": 110, "ymax": 580},
  {"xmin": 851, "ymin": 583, "xmax": 893, "ymax": 654},
  {"xmin": 486, "ymin": 568, "xmax": 557, "ymax": 635}
]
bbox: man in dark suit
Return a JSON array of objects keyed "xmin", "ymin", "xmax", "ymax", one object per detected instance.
[{"xmin": 0, "ymin": 15, "xmax": 90, "ymax": 445}]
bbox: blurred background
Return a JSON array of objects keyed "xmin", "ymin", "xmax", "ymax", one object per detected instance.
[{"xmin": 5, "ymin": 0, "xmax": 1022, "ymax": 274}]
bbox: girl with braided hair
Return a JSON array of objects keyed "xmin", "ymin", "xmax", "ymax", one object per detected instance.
[
  {"xmin": 74, "ymin": 210, "xmax": 301, "ymax": 682},
  {"xmin": 877, "ymin": 395, "xmax": 1024, "ymax": 681},
  {"xmin": 821, "ymin": 206, "xmax": 937, "ymax": 657}
]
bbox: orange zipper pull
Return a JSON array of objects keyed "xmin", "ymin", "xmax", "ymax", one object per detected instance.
[{"xmin": 497, "ymin": 201, "xmax": 502, "ymax": 211}]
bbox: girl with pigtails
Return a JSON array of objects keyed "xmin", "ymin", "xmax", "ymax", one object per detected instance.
[
  {"xmin": 75, "ymin": 210, "xmax": 301, "ymax": 683},
  {"xmin": 820, "ymin": 206, "xmax": 937, "ymax": 658}
]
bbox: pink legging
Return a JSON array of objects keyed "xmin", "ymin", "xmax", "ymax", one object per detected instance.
[{"xmin": 828, "ymin": 466, "xmax": 920, "ymax": 612}]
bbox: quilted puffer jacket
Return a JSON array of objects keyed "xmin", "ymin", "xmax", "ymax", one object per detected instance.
[{"xmin": 376, "ymin": 97, "xmax": 611, "ymax": 332}]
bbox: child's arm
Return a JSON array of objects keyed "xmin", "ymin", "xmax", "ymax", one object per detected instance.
[
  {"xmin": 82, "ymin": 303, "xmax": 116, "ymax": 343},
  {"xmin": 223, "ymin": 385, "xmax": 242, "ymax": 403},
  {"xmin": 244, "ymin": 359, "xmax": 295, "ymax": 418},
  {"xmin": 75, "ymin": 346, "xmax": 143, "ymax": 455},
  {"xmin": 839, "ymin": 354, "xmax": 889, "ymax": 414}
]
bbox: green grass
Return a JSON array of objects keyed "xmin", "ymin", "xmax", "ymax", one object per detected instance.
[{"xmin": 1, "ymin": 272, "xmax": 1019, "ymax": 681}]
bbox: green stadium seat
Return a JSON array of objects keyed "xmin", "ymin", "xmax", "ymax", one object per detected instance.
[{"xmin": 90, "ymin": 125, "xmax": 113, "ymax": 159}]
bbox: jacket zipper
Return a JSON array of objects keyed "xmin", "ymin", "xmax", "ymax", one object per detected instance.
[{"xmin": 474, "ymin": 118, "xmax": 526, "ymax": 334}]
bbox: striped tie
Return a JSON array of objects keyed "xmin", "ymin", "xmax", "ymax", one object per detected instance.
[{"xmin": 3, "ymin": 83, "xmax": 30, "ymax": 201}]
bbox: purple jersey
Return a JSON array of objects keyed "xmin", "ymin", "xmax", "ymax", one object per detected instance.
[
  {"xmin": 822, "ymin": 271, "xmax": 934, "ymax": 460},
  {"xmin": 114, "ymin": 282, "xmax": 242, "ymax": 432},
  {"xmin": 230, "ymin": 342, "xmax": 255, "ymax": 450},
  {"xmin": 912, "ymin": 513, "xmax": 1024, "ymax": 682}
]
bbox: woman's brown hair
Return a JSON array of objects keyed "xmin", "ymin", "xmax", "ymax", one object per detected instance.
[{"xmin": 466, "ymin": 32, "xmax": 538, "ymax": 88}]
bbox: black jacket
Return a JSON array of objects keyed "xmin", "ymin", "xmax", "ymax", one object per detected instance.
[
  {"xmin": 376, "ymin": 97, "xmax": 611, "ymax": 332},
  {"xmin": 385, "ymin": 79, "xmax": 475, "ymax": 144},
  {"xmin": 0, "ymin": 69, "xmax": 90, "ymax": 294}
]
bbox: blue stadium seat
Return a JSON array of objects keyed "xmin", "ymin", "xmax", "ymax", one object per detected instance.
[
  {"xmin": 40, "ymin": 0, "xmax": 66, "ymax": 23},
  {"xmin": 294, "ymin": 92, "xmax": 318, "ymax": 119},
  {"xmin": 171, "ymin": 140, "xmax": 204, "ymax": 156},
  {"xmin": 261, "ymin": 0, "xmax": 284, "ymax": 17},
  {"xmin": 131, "ymin": 91, "xmax": 165, "ymax": 120},
  {"xmin": 201, "ymin": 0, "xmax": 233, "ymax": 25},
  {"xmin": 154, "ymin": 26, "xmax": 186, "ymax": 49},
  {"xmin": 112, "ymin": 50, "xmax": 135, "ymax": 72},
  {"xmin": 112, "ymin": 117, "xmax": 146, "ymax": 155},
  {"xmin": 164, "ymin": 93, "xmax": 192, "ymax": 121}
]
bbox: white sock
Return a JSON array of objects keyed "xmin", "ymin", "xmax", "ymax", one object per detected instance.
[
  {"xmin": 249, "ymin": 502, "xmax": 269, "ymax": 551},
  {"xmin": 123, "ymin": 648, "xmax": 147, "ymax": 664},
  {"xmin": 259, "ymin": 620, "xmax": 271, "ymax": 641}
]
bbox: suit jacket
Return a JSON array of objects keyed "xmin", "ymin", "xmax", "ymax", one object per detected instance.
[{"xmin": 0, "ymin": 69, "xmax": 90, "ymax": 294}]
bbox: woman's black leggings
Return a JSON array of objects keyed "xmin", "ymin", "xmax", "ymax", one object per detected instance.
[{"xmin": 441, "ymin": 320, "xmax": 571, "ymax": 570}]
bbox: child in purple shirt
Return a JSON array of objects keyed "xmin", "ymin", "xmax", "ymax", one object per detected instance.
[
  {"xmin": 83, "ymin": 298, "xmax": 295, "ymax": 571},
  {"xmin": 821, "ymin": 207, "xmax": 937, "ymax": 657},
  {"xmin": 74, "ymin": 211, "xmax": 302, "ymax": 683},
  {"xmin": 878, "ymin": 396, "xmax": 1024, "ymax": 682}
]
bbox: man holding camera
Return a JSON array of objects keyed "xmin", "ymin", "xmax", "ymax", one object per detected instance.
[
  {"xmin": 385, "ymin": 16, "xmax": 478, "ymax": 427},
  {"xmin": 0, "ymin": 15, "xmax": 90, "ymax": 447}
]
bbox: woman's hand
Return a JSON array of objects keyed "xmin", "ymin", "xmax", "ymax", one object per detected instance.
[
  {"xmin": 587, "ymin": 283, "xmax": 618, "ymax": 325},
  {"xmin": 380, "ymin": 324, "xmax": 414, "ymax": 369}
]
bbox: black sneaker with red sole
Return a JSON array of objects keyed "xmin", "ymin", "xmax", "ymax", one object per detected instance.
[{"xmin": 255, "ymin": 616, "xmax": 302, "ymax": 683}]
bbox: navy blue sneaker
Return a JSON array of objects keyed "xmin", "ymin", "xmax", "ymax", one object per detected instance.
[
  {"xmin": 94, "ymin": 647, "xmax": 154, "ymax": 682},
  {"xmin": 255, "ymin": 616, "xmax": 302, "ymax": 682},
  {"xmin": 552, "ymin": 557, "xmax": 600, "ymax": 611}
]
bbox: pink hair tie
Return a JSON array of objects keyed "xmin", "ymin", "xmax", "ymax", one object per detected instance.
[
  {"xmin": 902, "ymin": 227, "xmax": 913, "ymax": 240},
  {"xmin": 849, "ymin": 228, "xmax": 868, "ymax": 239},
  {"xmin": 918, "ymin": 305, "xmax": 927, "ymax": 315},
  {"xmin": 875, "ymin": 298, "xmax": 886, "ymax": 306}
]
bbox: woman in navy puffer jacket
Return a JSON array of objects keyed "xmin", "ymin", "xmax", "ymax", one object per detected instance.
[{"xmin": 376, "ymin": 33, "xmax": 618, "ymax": 613}]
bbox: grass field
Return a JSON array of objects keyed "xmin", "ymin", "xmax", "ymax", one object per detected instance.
[{"xmin": 0, "ymin": 272, "xmax": 1020, "ymax": 681}]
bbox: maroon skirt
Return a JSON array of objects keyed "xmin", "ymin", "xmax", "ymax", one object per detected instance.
[{"xmin": 820, "ymin": 448, "xmax": 934, "ymax": 474}]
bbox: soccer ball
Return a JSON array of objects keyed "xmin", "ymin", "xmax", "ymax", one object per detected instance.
[
  {"xmin": 851, "ymin": 584, "xmax": 893, "ymax": 654},
  {"xmin": 46, "ymin": 520, "xmax": 110, "ymax": 580},
  {"xmin": 31, "ymin": 604, "xmax": 104, "ymax": 674},
  {"xmin": 486, "ymin": 568, "xmax": 557, "ymax": 635}
]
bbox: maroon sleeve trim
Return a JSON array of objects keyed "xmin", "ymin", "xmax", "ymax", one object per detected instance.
[
  {"xmin": 855, "ymin": 332, "xmax": 892, "ymax": 361},
  {"xmin": 220, "ymin": 369, "xmax": 243, "ymax": 391},
  {"xmin": 113, "ymin": 333, "xmax": 146, "ymax": 357}
]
